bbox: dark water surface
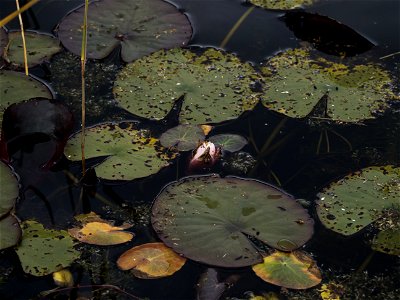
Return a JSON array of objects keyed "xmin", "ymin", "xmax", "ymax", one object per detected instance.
[{"xmin": 0, "ymin": 0, "xmax": 399, "ymax": 299}]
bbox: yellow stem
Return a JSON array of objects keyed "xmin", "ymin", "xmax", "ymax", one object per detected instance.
[
  {"xmin": 15, "ymin": 0, "xmax": 29, "ymax": 75},
  {"xmin": 0, "ymin": 0, "xmax": 39, "ymax": 27},
  {"xmin": 220, "ymin": 6, "xmax": 255, "ymax": 48}
]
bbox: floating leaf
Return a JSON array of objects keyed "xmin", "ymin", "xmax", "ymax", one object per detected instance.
[
  {"xmin": 209, "ymin": 134, "xmax": 248, "ymax": 152},
  {"xmin": 281, "ymin": 12, "xmax": 374, "ymax": 57},
  {"xmin": 0, "ymin": 161, "xmax": 19, "ymax": 217},
  {"xmin": 252, "ymin": 251, "xmax": 322, "ymax": 289},
  {"xmin": 15, "ymin": 220, "xmax": 80, "ymax": 276},
  {"xmin": 371, "ymin": 228, "xmax": 400, "ymax": 256},
  {"xmin": 57, "ymin": 0, "xmax": 192, "ymax": 62},
  {"xmin": 0, "ymin": 27, "xmax": 8, "ymax": 58},
  {"xmin": 117, "ymin": 242, "xmax": 186, "ymax": 279},
  {"xmin": 53, "ymin": 269, "xmax": 74, "ymax": 287},
  {"xmin": 160, "ymin": 124, "xmax": 205, "ymax": 151},
  {"xmin": 317, "ymin": 166, "xmax": 400, "ymax": 236},
  {"xmin": 0, "ymin": 214, "xmax": 21, "ymax": 250},
  {"xmin": 64, "ymin": 122, "xmax": 177, "ymax": 180},
  {"xmin": 113, "ymin": 48, "xmax": 260, "ymax": 124},
  {"xmin": 152, "ymin": 175, "xmax": 314, "ymax": 267},
  {"xmin": 260, "ymin": 48, "xmax": 399, "ymax": 123},
  {"xmin": 69, "ymin": 213, "xmax": 134, "ymax": 246},
  {"xmin": 4, "ymin": 30, "xmax": 61, "ymax": 67},
  {"xmin": 0, "ymin": 70, "xmax": 53, "ymax": 124},
  {"xmin": 249, "ymin": 0, "xmax": 316, "ymax": 10}
]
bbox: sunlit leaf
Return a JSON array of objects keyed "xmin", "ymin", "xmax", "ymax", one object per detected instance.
[
  {"xmin": 15, "ymin": 220, "xmax": 79, "ymax": 276},
  {"xmin": 209, "ymin": 134, "xmax": 248, "ymax": 152},
  {"xmin": 53, "ymin": 269, "xmax": 74, "ymax": 287},
  {"xmin": 152, "ymin": 175, "xmax": 314, "ymax": 267},
  {"xmin": 371, "ymin": 228, "xmax": 400, "ymax": 256},
  {"xmin": 0, "ymin": 161, "xmax": 19, "ymax": 218},
  {"xmin": 249, "ymin": 0, "xmax": 316, "ymax": 10},
  {"xmin": 117, "ymin": 242, "xmax": 186, "ymax": 279},
  {"xmin": 4, "ymin": 30, "xmax": 61, "ymax": 67},
  {"xmin": 64, "ymin": 122, "xmax": 177, "ymax": 180},
  {"xmin": 113, "ymin": 48, "xmax": 261, "ymax": 125},
  {"xmin": 160, "ymin": 124, "xmax": 205, "ymax": 151},
  {"xmin": 57, "ymin": 0, "xmax": 192, "ymax": 62},
  {"xmin": 252, "ymin": 250, "xmax": 322, "ymax": 289},
  {"xmin": 319, "ymin": 282, "xmax": 343, "ymax": 300},
  {"xmin": 0, "ymin": 214, "xmax": 21, "ymax": 250}
]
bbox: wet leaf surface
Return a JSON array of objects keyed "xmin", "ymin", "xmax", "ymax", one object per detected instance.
[
  {"xmin": 160, "ymin": 124, "xmax": 205, "ymax": 151},
  {"xmin": 317, "ymin": 166, "xmax": 400, "ymax": 242},
  {"xmin": 64, "ymin": 122, "xmax": 177, "ymax": 180},
  {"xmin": 69, "ymin": 212, "xmax": 134, "ymax": 246},
  {"xmin": 4, "ymin": 30, "xmax": 61, "ymax": 67},
  {"xmin": 0, "ymin": 214, "xmax": 21, "ymax": 250},
  {"xmin": 252, "ymin": 250, "xmax": 321, "ymax": 289},
  {"xmin": 260, "ymin": 48, "xmax": 399, "ymax": 122},
  {"xmin": 249, "ymin": 0, "xmax": 316, "ymax": 10},
  {"xmin": 0, "ymin": 161, "xmax": 19, "ymax": 217},
  {"xmin": 371, "ymin": 228, "xmax": 400, "ymax": 256},
  {"xmin": 57, "ymin": 0, "xmax": 192, "ymax": 62},
  {"xmin": 113, "ymin": 48, "xmax": 261, "ymax": 124},
  {"xmin": 15, "ymin": 220, "xmax": 79, "ymax": 276},
  {"xmin": 281, "ymin": 11, "xmax": 374, "ymax": 57},
  {"xmin": 152, "ymin": 175, "xmax": 314, "ymax": 267},
  {"xmin": 209, "ymin": 134, "xmax": 248, "ymax": 152},
  {"xmin": 117, "ymin": 242, "xmax": 186, "ymax": 279}
]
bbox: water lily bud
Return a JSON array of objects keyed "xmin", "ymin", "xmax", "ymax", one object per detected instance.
[{"xmin": 189, "ymin": 141, "xmax": 221, "ymax": 171}]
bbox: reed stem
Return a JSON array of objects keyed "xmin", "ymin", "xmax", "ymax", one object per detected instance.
[
  {"xmin": 220, "ymin": 6, "xmax": 255, "ymax": 48},
  {"xmin": 15, "ymin": 0, "xmax": 29, "ymax": 75},
  {"xmin": 0, "ymin": 0, "xmax": 39, "ymax": 27}
]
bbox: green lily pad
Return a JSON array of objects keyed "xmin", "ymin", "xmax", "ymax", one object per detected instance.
[
  {"xmin": 0, "ymin": 161, "xmax": 19, "ymax": 218},
  {"xmin": 249, "ymin": 0, "xmax": 316, "ymax": 10},
  {"xmin": 160, "ymin": 125, "xmax": 205, "ymax": 151},
  {"xmin": 0, "ymin": 27, "xmax": 8, "ymax": 58},
  {"xmin": 252, "ymin": 250, "xmax": 322, "ymax": 289},
  {"xmin": 372, "ymin": 228, "xmax": 400, "ymax": 256},
  {"xmin": 316, "ymin": 166, "xmax": 400, "ymax": 236},
  {"xmin": 15, "ymin": 220, "xmax": 80, "ymax": 276},
  {"xmin": 0, "ymin": 70, "xmax": 53, "ymax": 124},
  {"xmin": 64, "ymin": 122, "xmax": 177, "ymax": 180},
  {"xmin": 4, "ymin": 30, "xmax": 61, "ymax": 68},
  {"xmin": 0, "ymin": 214, "xmax": 21, "ymax": 250},
  {"xmin": 151, "ymin": 175, "xmax": 314, "ymax": 268},
  {"xmin": 260, "ymin": 48, "xmax": 399, "ymax": 123},
  {"xmin": 113, "ymin": 48, "xmax": 261, "ymax": 125},
  {"xmin": 57, "ymin": 0, "xmax": 192, "ymax": 63},
  {"xmin": 208, "ymin": 134, "xmax": 247, "ymax": 152}
]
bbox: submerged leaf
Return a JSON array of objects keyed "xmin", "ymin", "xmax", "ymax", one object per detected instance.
[
  {"xmin": 64, "ymin": 122, "xmax": 177, "ymax": 180},
  {"xmin": 113, "ymin": 48, "xmax": 261, "ymax": 124},
  {"xmin": 260, "ymin": 48, "xmax": 398, "ymax": 122},
  {"xmin": 249, "ymin": 0, "xmax": 316, "ymax": 10},
  {"xmin": 15, "ymin": 220, "xmax": 79, "ymax": 276},
  {"xmin": 57, "ymin": 0, "xmax": 192, "ymax": 62},
  {"xmin": 0, "ymin": 161, "xmax": 19, "ymax": 217},
  {"xmin": 252, "ymin": 251, "xmax": 322, "ymax": 289},
  {"xmin": 117, "ymin": 242, "xmax": 186, "ymax": 279},
  {"xmin": 4, "ymin": 30, "xmax": 61, "ymax": 67},
  {"xmin": 0, "ymin": 214, "xmax": 21, "ymax": 250},
  {"xmin": 160, "ymin": 124, "xmax": 205, "ymax": 151},
  {"xmin": 152, "ymin": 175, "xmax": 314, "ymax": 267}
]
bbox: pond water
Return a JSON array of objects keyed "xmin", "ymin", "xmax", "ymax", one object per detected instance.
[{"xmin": 0, "ymin": 0, "xmax": 399, "ymax": 299}]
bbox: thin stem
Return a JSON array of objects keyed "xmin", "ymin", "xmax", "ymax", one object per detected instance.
[
  {"xmin": 248, "ymin": 120, "xmax": 260, "ymax": 153},
  {"xmin": 270, "ymin": 170, "xmax": 282, "ymax": 186},
  {"xmin": 15, "ymin": 0, "xmax": 29, "ymax": 75},
  {"xmin": 329, "ymin": 129, "xmax": 353, "ymax": 151},
  {"xmin": 0, "ymin": 0, "xmax": 39, "ymax": 27},
  {"xmin": 220, "ymin": 6, "xmax": 255, "ymax": 48},
  {"xmin": 356, "ymin": 251, "xmax": 375, "ymax": 273},
  {"xmin": 258, "ymin": 117, "xmax": 288, "ymax": 156},
  {"xmin": 80, "ymin": 0, "xmax": 89, "ymax": 176},
  {"xmin": 324, "ymin": 129, "xmax": 330, "ymax": 153},
  {"xmin": 379, "ymin": 51, "xmax": 400, "ymax": 60},
  {"xmin": 316, "ymin": 130, "xmax": 323, "ymax": 155}
]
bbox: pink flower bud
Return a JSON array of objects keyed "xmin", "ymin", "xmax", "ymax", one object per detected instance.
[{"xmin": 188, "ymin": 141, "xmax": 221, "ymax": 171}]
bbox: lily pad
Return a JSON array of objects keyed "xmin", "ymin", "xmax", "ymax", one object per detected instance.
[
  {"xmin": 316, "ymin": 166, "xmax": 400, "ymax": 236},
  {"xmin": 57, "ymin": 0, "xmax": 192, "ymax": 63},
  {"xmin": 160, "ymin": 124, "xmax": 205, "ymax": 151},
  {"xmin": 69, "ymin": 212, "xmax": 134, "ymax": 246},
  {"xmin": 0, "ymin": 70, "xmax": 53, "ymax": 124},
  {"xmin": 0, "ymin": 214, "xmax": 21, "ymax": 250},
  {"xmin": 252, "ymin": 250, "xmax": 322, "ymax": 289},
  {"xmin": 151, "ymin": 175, "xmax": 314, "ymax": 268},
  {"xmin": 0, "ymin": 161, "xmax": 19, "ymax": 218},
  {"xmin": 260, "ymin": 48, "xmax": 399, "ymax": 123},
  {"xmin": 64, "ymin": 122, "xmax": 177, "ymax": 180},
  {"xmin": 15, "ymin": 220, "xmax": 80, "ymax": 276},
  {"xmin": 249, "ymin": 0, "xmax": 316, "ymax": 10},
  {"xmin": 113, "ymin": 48, "xmax": 261, "ymax": 124},
  {"xmin": 209, "ymin": 134, "xmax": 247, "ymax": 152},
  {"xmin": 117, "ymin": 242, "xmax": 186, "ymax": 279},
  {"xmin": 4, "ymin": 30, "xmax": 61, "ymax": 68},
  {"xmin": 372, "ymin": 228, "xmax": 400, "ymax": 256},
  {"xmin": 0, "ymin": 27, "xmax": 8, "ymax": 58}
]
